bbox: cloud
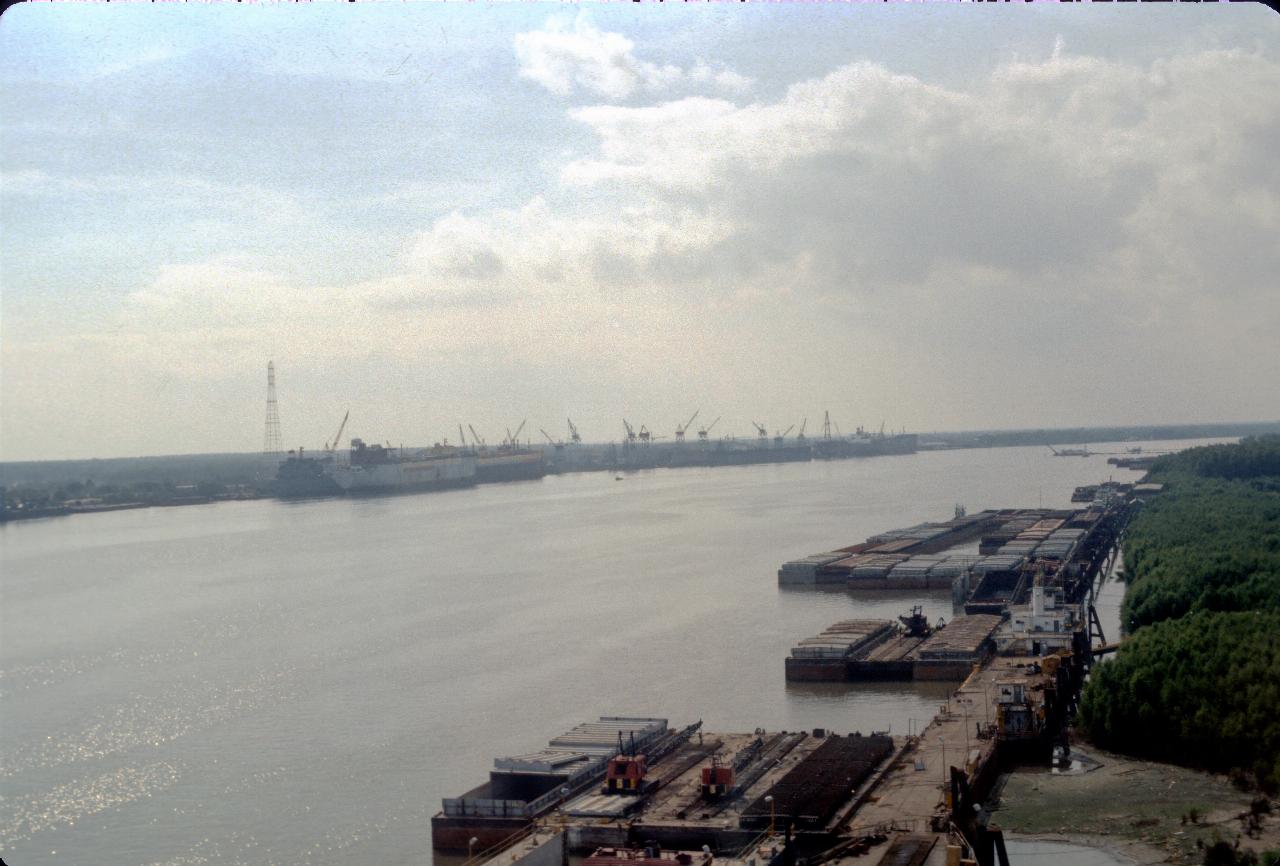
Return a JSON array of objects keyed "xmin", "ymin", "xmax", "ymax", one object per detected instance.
[
  {"xmin": 514, "ymin": 17, "xmax": 750, "ymax": 100},
  {"xmin": 5, "ymin": 35, "xmax": 1278, "ymax": 459},
  {"xmin": 562, "ymin": 49, "xmax": 1280, "ymax": 296}
]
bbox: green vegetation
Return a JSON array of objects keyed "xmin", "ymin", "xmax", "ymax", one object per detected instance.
[
  {"xmin": 1121, "ymin": 476, "xmax": 1280, "ymax": 631},
  {"xmin": 1081, "ymin": 610, "xmax": 1280, "ymax": 789},
  {"xmin": 1081, "ymin": 435, "xmax": 1280, "ymax": 791}
]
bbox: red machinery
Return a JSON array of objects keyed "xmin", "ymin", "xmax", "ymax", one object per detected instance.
[{"xmin": 700, "ymin": 756, "xmax": 734, "ymax": 799}]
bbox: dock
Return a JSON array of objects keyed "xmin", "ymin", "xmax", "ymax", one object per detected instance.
[
  {"xmin": 440, "ymin": 494, "xmax": 1136, "ymax": 866},
  {"xmin": 436, "ymin": 650, "xmax": 1080, "ymax": 864}
]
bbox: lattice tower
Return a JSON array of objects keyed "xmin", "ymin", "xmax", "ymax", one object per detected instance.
[{"xmin": 264, "ymin": 361, "xmax": 283, "ymax": 455}]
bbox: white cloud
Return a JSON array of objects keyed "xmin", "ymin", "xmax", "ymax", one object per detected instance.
[
  {"xmin": 5, "ymin": 33, "xmax": 1278, "ymax": 459},
  {"xmin": 514, "ymin": 17, "xmax": 750, "ymax": 100}
]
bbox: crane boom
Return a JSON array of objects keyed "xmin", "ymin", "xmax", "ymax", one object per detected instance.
[
  {"xmin": 468, "ymin": 424, "xmax": 485, "ymax": 448},
  {"xmin": 511, "ymin": 419, "xmax": 527, "ymax": 446},
  {"xmin": 328, "ymin": 409, "xmax": 349, "ymax": 452},
  {"xmin": 568, "ymin": 418, "xmax": 581, "ymax": 443},
  {"xmin": 540, "ymin": 428, "xmax": 557, "ymax": 445}
]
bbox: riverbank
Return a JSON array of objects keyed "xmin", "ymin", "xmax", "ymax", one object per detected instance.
[{"xmin": 991, "ymin": 740, "xmax": 1280, "ymax": 865}]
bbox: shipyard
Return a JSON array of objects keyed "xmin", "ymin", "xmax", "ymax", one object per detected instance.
[{"xmin": 431, "ymin": 489, "xmax": 1139, "ymax": 866}]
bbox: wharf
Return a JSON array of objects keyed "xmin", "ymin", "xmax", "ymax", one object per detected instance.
[
  {"xmin": 840, "ymin": 653, "xmax": 1074, "ymax": 866},
  {"xmin": 442, "ymin": 651, "xmax": 1085, "ymax": 866}
]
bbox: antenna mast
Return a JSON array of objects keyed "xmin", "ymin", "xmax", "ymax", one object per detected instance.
[{"xmin": 264, "ymin": 361, "xmax": 283, "ymax": 455}]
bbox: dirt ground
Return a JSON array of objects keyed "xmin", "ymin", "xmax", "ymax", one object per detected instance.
[{"xmin": 987, "ymin": 742, "xmax": 1280, "ymax": 865}]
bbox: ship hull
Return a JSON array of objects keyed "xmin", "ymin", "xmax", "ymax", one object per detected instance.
[
  {"xmin": 273, "ymin": 456, "xmax": 343, "ymax": 499},
  {"xmin": 475, "ymin": 451, "xmax": 547, "ymax": 483},
  {"xmin": 329, "ymin": 455, "xmax": 477, "ymax": 495},
  {"xmin": 813, "ymin": 434, "xmax": 917, "ymax": 460}
]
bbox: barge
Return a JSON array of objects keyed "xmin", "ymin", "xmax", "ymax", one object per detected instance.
[{"xmin": 786, "ymin": 613, "xmax": 1000, "ymax": 683}]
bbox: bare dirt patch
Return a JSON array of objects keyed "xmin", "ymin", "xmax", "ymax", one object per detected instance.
[{"xmin": 988, "ymin": 744, "xmax": 1279, "ymax": 865}]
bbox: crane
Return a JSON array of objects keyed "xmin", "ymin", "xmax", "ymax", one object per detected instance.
[
  {"xmin": 623, "ymin": 419, "xmax": 637, "ymax": 444},
  {"xmin": 774, "ymin": 424, "xmax": 795, "ymax": 443},
  {"xmin": 506, "ymin": 419, "xmax": 527, "ymax": 449},
  {"xmin": 638, "ymin": 425, "xmax": 652, "ymax": 445},
  {"xmin": 797, "ymin": 418, "xmax": 808, "ymax": 441},
  {"xmin": 468, "ymin": 424, "xmax": 486, "ymax": 450},
  {"xmin": 458, "ymin": 424, "xmax": 467, "ymax": 448},
  {"xmin": 752, "ymin": 421, "xmax": 768, "ymax": 440},
  {"xmin": 540, "ymin": 428, "xmax": 563, "ymax": 448},
  {"xmin": 567, "ymin": 418, "xmax": 581, "ymax": 444},
  {"xmin": 325, "ymin": 409, "xmax": 350, "ymax": 452},
  {"xmin": 675, "ymin": 408, "xmax": 700, "ymax": 443},
  {"xmin": 822, "ymin": 411, "xmax": 833, "ymax": 440},
  {"xmin": 697, "ymin": 416, "xmax": 720, "ymax": 441}
]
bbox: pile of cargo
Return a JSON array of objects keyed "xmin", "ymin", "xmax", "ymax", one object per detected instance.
[
  {"xmin": 913, "ymin": 614, "xmax": 1003, "ymax": 679},
  {"xmin": 778, "ymin": 552, "xmax": 852, "ymax": 585},
  {"xmin": 786, "ymin": 620, "xmax": 896, "ymax": 680},
  {"xmin": 739, "ymin": 733, "xmax": 894, "ymax": 830},
  {"xmin": 971, "ymin": 554, "xmax": 1026, "ymax": 576},
  {"xmin": 780, "ymin": 511, "xmax": 1003, "ymax": 586}
]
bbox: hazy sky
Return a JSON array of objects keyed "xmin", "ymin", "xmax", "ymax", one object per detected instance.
[{"xmin": 2, "ymin": 3, "xmax": 1278, "ymax": 460}]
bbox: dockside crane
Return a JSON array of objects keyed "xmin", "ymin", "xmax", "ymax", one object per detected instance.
[
  {"xmin": 540, "ymin": 428, "xmax": 563, "ymax": 449},
  {"xmin": 638, "ymin": 425, "xmax": 652, "ymax": 445},
  {"xmin": 623, "ymin": 419, "xmax": 637, "ymax": 445},
  {"xmin": 325, "ymin": 409, "xmax": 350, "ymax": 452},
  {"xmin": 468, "ymin": 424, "xmax": 487, "ymax": 451},
  {"xmin": 697, "ymin": 416, "xmax": 720, "ymax": 442},
  {"xmin": 774, "ymin": 424, "xmax": 795, "ymax": 444},
  {"xmin": 505, "ymin": 419, "xmax": 527, "ymax": 449},
  {"xmin": 675, "ymin": 409, "xmax": 700, "ymax": 443},
  {"xmin": 752, "ymin": 421, "xmax": 769, "ymax": 440},
  {"xmin": 568, "ymin": 418, "xmax": 582, "ymax": 444},
  {"xmin": 797, "ymin": 418, "xmax": 808, "ymax": 442}
]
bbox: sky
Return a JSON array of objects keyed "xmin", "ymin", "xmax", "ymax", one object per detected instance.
[{"xmin": 1, "ymin": 3, "xmax": 1278, "ymax": 460}]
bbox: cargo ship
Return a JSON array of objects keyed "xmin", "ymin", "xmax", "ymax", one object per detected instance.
[
  {"xmin": 326, "ymin": 438, "xmax": 476, "ymax": 495},
  {"xmin": 473, "ymin": 447, "xmax": 547, "ymax": 483},
  {"xmin": 272, "ymin": 448, "xmax": 342, "ymax": 498},
  {"xmin": 812, "ymin": 428, "xmax": 917, "ymax": 460}
]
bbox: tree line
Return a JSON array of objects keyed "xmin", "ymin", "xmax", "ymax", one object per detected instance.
[{"xmin": 1081, "ymin": 435, "xmax": 1280, "ymax": 792}]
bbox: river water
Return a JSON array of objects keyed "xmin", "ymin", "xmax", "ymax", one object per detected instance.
[{"xmin": 0, "ymin": 440, "xmax": 1217, "ymax": 865}]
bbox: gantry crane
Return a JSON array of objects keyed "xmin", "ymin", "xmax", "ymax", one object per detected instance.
[
  {"xmin": 697, "ymin": 416, "xmax": 720, "ymax": 442},
  {"xmin": 675, "ymin": 409, "xmax": 700, "ymax": 443}
]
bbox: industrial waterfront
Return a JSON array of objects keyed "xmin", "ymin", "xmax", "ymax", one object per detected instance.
[{"xmin": 0, "ymin": 440, "xmax": 1222, "ymax": 864}]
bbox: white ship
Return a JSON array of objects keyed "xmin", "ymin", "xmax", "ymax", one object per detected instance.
[{"xmin": 328, "ymin": 438, "xmax": 477, "ymax": 494}]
